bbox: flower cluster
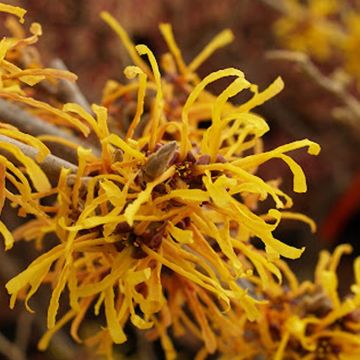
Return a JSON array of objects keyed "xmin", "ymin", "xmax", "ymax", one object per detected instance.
[
  {"xmin": 274, "ymin": 0, "xmax": 360, "ymax": 84},
  {"xmin": 1, "ymin": 3, "xmax": 357, "ymax": 360},
  {"xmin": 236, "ymin": 245, "xmax": 360, "ymax": 359},
  {"xmin": 163, "ymin": 244, "xmax": 360, "ymax": 359}
]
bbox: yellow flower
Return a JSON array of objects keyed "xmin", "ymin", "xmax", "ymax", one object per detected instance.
[
  {"xmin": 274, "ymin": 0, "xmax": 343, "ymax": 61},
  {"xmin": 0, "ymin": 4, "xmax": 321, "ymax": 359},
  {"xmin": 273, "ymin": 0, "xmax": 360, "ymax": 86},
  {"xmin": 342, "ymin": 12, "xmax": 360, "ymax": 84},
  {"xmin": 227, "ymin": 245, "xmax": 360, "ymax": 360}
]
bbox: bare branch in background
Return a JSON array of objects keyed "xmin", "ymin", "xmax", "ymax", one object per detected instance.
[
  {"xmin": 0, "ymin": 135, "xmax": 77, "ymax": 184},
  {"xmin": 50, "ymin": 58, "xmax": 92, "ymax": 113},
  {"xmin": 0, "ymin": 331, "xmax": 25, "ymax": 360},
  {"xmin": 135, "ymin": 329, "xmax": 157, "ymax": 360},
  {"xmin": 49, "ymin": 59, "xmax": 105, "ymax": 148},
  {"xmin": 15, "ymin": 311, "xmax": 33, "ymax": 354},
  {"xmin": 0, "ymin": 99, "xmax": 100, "ymax": 162},
  {"xmin": 267, "ymin": 50, "xmax": 360, "ymax": 139}
]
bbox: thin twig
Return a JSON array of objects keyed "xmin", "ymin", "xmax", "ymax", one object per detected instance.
[
  {"xmin": 49, "ymin": 58, "xmax": 92, "ymax": 113},
  {"xmin": 0, "ymin": 99, "xmax": 100, "ymax": 162},
  {"xmin": 0, "ymin": 135, "xmax": 77, "ymax": 184},
  {"xmin": 15, "ymin": 310, "xmax": 33, "ymax": 354},
  {"xmin": 267, "ymin": 51, "xmax": 360, "ymax": 136},
  {"xmin": 135, "ymin": 329, "xmax": 157, "ymax": 360},
  {"xmin": 0, "ymin": 331, "xmax": 25, "ymax": 360},
  {"xmin": 49, "ymin": 59, "xmax": 104, "ymax": 148},
  {"xmin": 0, "ymin": 99, "xmax": 75, "ymax": 139}
]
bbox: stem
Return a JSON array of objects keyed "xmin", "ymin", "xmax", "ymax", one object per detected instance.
[
  {"xmin": 0, "ymin": 99, "xmax": 100, "ymax": 162},
  {"xmin": 0, "ymin": 332, "xmax": 25, "ymax": 360},
  {"xmin": 0, "ymin": 135, "xmax": 77, "ymax": 184},
  {"xmin": 15, "ymin": 311, "xmax": 33, "ymax": 354},
  {"xmin": 49, "ymin": 58, "xmax": 92, "ymax": 113},
  {"xmin": 49, "ymin": 58, "xmax": 103, "ymax": 148},
  {"xmin": 267, "ymin": 51, "xmax": 360, "ymax": 138}
]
